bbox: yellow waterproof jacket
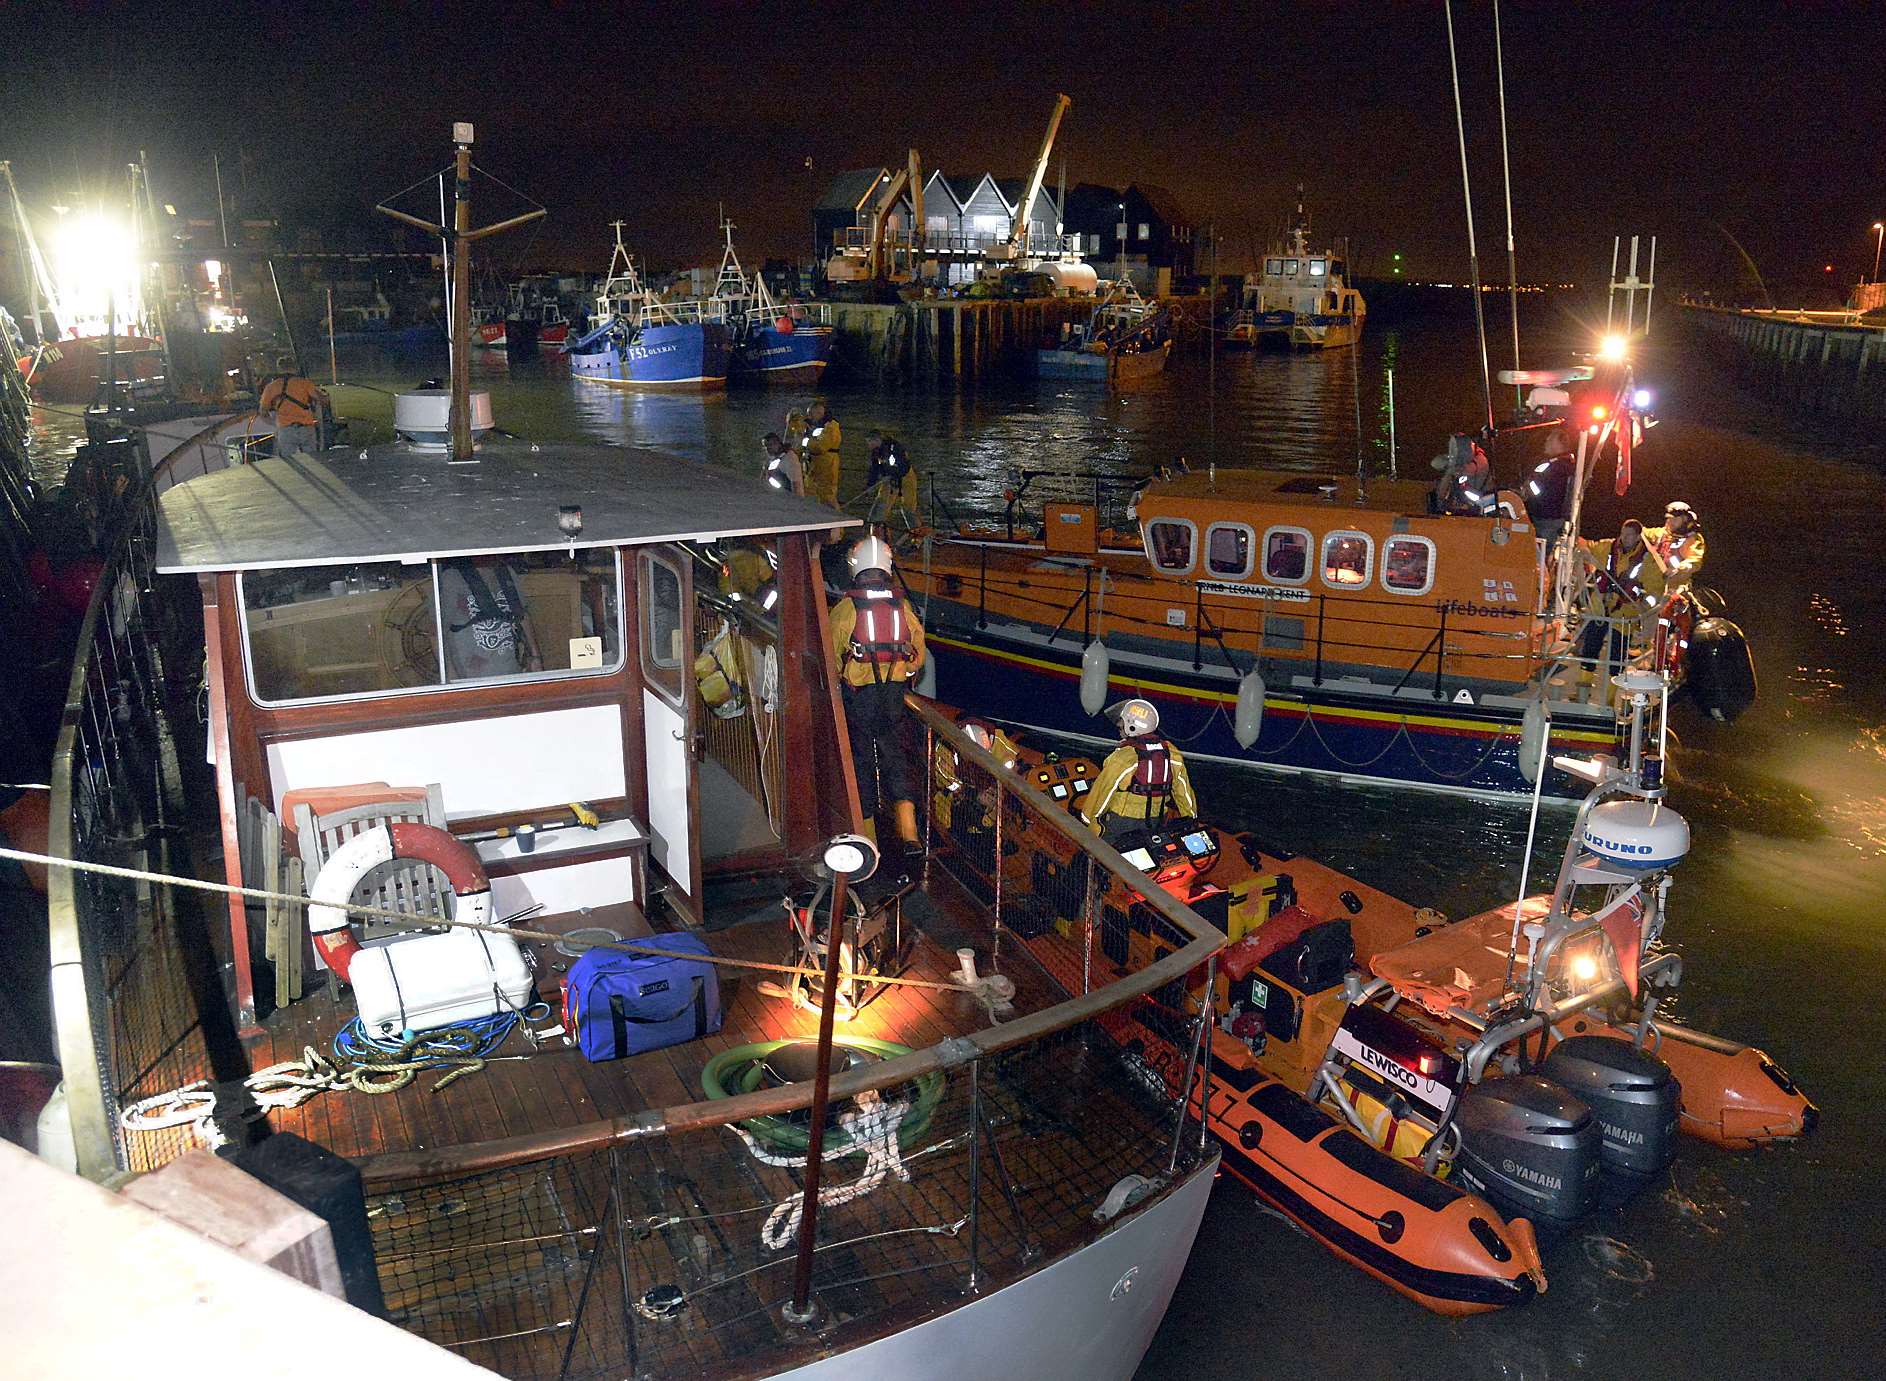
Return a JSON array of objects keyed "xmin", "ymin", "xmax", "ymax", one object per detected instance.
[
  {"xmin": 830, "ymin": 586, "xmax": 926, "ymax": 687},
  {"xmin": 802, "ymin": 417, "xmax": 842, "ymax": 506},
  {"xmin": 934, "ymin": 728, "xmax": 1020, "ymax": 796},
  {"xmin": 1583, "ymin": 536, "xmax": 1666, "ymax": 616},
  {"xmin": 1082, "ymin": 739, "xmax": 1197, "ymax": 830},
  {"xmin": 1642, "ymin": 525, "xmax": 1705, "ymax": 588}
]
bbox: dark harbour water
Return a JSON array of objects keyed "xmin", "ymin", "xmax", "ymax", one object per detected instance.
[{"xmin": 31, "ymin": 299, "xmax": 1885, "ymax": 1378}]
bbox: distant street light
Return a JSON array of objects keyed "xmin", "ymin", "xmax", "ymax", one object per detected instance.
[{"xmin": 1873, "ymin": 222, "xmax": 1884, "ymax": 283}]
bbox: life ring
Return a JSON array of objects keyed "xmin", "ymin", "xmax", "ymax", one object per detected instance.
[{"xmin": 308, "ymin": 821, "xmax": 490, "ymax": 981}]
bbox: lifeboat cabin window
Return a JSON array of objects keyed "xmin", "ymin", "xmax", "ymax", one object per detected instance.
[
  {"xmin": 1263, "ymin": 526, "xmax": 1311, "ymax": 584},
  {"xmin": 1321, "ymin": 531, "xmax": 1373, "ymax": 588},
  {"xmin": 239, "ymin": 550, "xmax": 624, "ymax": 705},
  {"xmin": 1145, "ymin": 519, "xmax": 1197, "ymax": 574},
  {"xmin": 639, "ymin": 550, "xmax": 686, "ymax": 700},
  {"xmin": 1382, "ymin": 535, "xmax": 1437, "ymax": 596},
  {"xmin": 1205, "ymin": 522, "xmax": 1255, "ymax": 579}
]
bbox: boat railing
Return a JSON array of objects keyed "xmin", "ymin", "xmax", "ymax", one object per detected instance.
[{"xmin": 45, "ymin": 463, "xmax": 221, "ymax": 1182}]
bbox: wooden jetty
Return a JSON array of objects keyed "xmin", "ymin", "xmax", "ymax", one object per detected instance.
[{"xmin": 1680, "ymin": 301, "xmax": 1886, "ymax": 420}]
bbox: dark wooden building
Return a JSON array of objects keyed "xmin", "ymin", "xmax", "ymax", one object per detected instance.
[{"xmin": 1062, "ymin": 182, "xmax": 1198, "ymax": 292}]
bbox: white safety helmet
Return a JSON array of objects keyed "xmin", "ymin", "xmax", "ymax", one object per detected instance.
[
  {"xmin": 1115, "ymin": 698, "xmax": 1160, "ymax": 738},
  {"xmin": 963, "ymin": 722, "xmax": 993, "ymax": 750},
  {"xmin": 847, "ymin": 535, "xmax": 894, "ymax": 580}
]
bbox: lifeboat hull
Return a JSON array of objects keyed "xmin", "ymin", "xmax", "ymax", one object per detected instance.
[
  {"xmin": 1098, "ymin": 1001, "xmax": 1543, "ymax": 1315},
  {"xmin": 1583, "ymin": 1022, "xmax": 1817, "ymax": 1148}
]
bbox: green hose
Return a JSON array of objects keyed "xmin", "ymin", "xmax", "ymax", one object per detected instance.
[{"xmin": 701, "ymin": 1036, "xmax": 948, "ymax": 1153}]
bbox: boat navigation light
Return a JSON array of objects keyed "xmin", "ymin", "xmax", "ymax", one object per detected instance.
[
  {"xmin": 1597, "ymin": 333, "xmax": 1629, "ymax": 363},
  {"xmin": 1591, "ymin": 404, "xmax": 1609, "ymax": 421},
  {"xmin": 1569, "ymin": 952, "xmax": 1600, "ymax": 987},
  {"xmin": 1632, "ymin": 388, "xmax": 1653, "ymax": 410}
]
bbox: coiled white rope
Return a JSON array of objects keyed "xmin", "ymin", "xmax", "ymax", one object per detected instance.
[
  {"xmin": 119, "ymin": 1046, "xmax": 342, "ymax": 1148},
  {"xmin": 733, "ymin": 1089, "xmax": 913, "ymax": 1251}
]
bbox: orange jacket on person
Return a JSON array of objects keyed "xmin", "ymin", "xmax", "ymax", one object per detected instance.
[{"xmin": 259, "ymin": 373, "xmax": 329, "ymax": 428}]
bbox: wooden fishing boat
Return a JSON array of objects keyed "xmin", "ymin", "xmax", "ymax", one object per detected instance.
[
  {"xmin": 1035, "ymin": 280, "xmax": 1172, "ymax": 383},
  {"xmin": 29, "ymin": 123, "xmax": 1222, "ymax": 1381}
]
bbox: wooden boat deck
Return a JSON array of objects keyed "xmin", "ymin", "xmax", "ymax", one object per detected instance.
[
  {"xmin": 223, "ymin": 873, "xmax": 1184, "ymax": 1380},
  {"xmin": 249, "ymin": 887, "xmax": 1060, "ymax": 1165}
]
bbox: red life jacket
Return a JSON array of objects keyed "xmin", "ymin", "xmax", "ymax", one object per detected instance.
[
  {"xmin": 1127, "ymin": 736, "xmax": 1173, "ymax": 798},
  {"xmin": 847, "ymin": 587, "xmax": 912, "ymax": 668}
]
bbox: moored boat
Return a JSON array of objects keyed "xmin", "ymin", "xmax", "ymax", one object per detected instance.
[
  {"xmin": 1036, "ymin": 278, "xmax": 1171, "ymax": 383},
  {"xmin": 1224, "ymin": 195, "xmax": 1365, "ymax": 350},
  {"xmin": 28, "ymin": 125, "xmax": 1220, "ymax": 1380},
  {"xmin": 713, "ymin": 222, "xmax": 835, "ymax": 385},
  {"xmin": 568, "ymin": 222, "xmax": 731, "ymax": 389}
]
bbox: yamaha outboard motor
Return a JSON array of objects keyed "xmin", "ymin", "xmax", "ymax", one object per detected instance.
[
  {"xmin": 1685, "ymin": 615, "xmax": 1757, "ymax": 722},
  {"xmin": 1452, "ymin": 1075, "xmax": 1602, "ymax": 1228},
  {"xmin": 1541, "ymin": 1035, "xmax": 1680, "ymax": 1182}
]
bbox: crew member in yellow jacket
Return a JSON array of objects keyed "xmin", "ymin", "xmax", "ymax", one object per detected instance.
[
  {"xmin": 932, "ymin": 720, "xmax": 1020, "ymax": 832},
  {"xmin": 1643, "ymin": 500, "xmax": 1706, "ymax": 592},
  {"xmin": 830, "ymin": 536, "xmax": 926, "ymax": 863},
  {"xmin": 1578, "ymin": 519, "xmax": 1665, "ymax": 685},
  {"xmin": 1081, "ymin": 699, "xmax": 1198, "ymax": 844},
  {"xmin": 800, "ymin": 399, "xmax": 843, "ymax": 507}
]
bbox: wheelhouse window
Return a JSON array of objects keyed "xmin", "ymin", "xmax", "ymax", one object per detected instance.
[
  {"xmin": 1262, "ymin": 526, "xmax": 1311, "ymax": 583},
  {"xmin": 1381, "ymin": 535, "xmax": 1437, "ymax": 596},
  {"xmin": 1284, "ymin": 258, "xmax": 1300, "ymax": 275},
  {"xmin": 1144, "ymin": 519, "xmax": 1197, "ymax": 574},
  {"xmin": 1310, "ymin": 259, "xmax": 1327, "ymax": 277},
  {"xmin": 1205, "ymin": 522, "xmax": 1255, "ymax": 579},
  {"xmin": 240, "ymin": 549, "xmax": 623, "ymax": 705},
  {"xmin": 441, "ymin": 551, "xmax": 620, "ymax": 684},
  {"xmin": 639, "ymin": 550, "xmax": 686, "ymax": 699},
  {"xmin": 1266, "ymin": 257, "xmax": 1284, "ymax": 275},
  {"xmin": 1321, "ymin": 531, "xmax": 1373, "ymax": 587}
]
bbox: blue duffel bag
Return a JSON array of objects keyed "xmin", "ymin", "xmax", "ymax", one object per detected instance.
[{"xmin": 564, "ymin": 932, "xmax": 723, "ymax": 1062}]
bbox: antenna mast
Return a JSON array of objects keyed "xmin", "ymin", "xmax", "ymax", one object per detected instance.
[
  {"xmin": 1493, "ymin": 0, "xmax": 1523, "ymax": 411},
  {"xmin": 1444, "ymin": 0, "xmax": 1496, "ymax": 433}
]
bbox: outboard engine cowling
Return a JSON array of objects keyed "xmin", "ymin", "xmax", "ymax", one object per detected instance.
[
  {"xmin": 1452, "ymin": 1075, "xmax": 1602, "ymax": 1227},
  {"xmin": 1541, "ymin": 1035, "xmax": 1680, "ymax": 1180},
  {"xmin": 1685, "ymin": 616, "xmax": 1757, "ymax": 722}
]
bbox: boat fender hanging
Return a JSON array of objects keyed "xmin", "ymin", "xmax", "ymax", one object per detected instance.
[
  {"xmin": 1234, "ymin": 668, "xmax": 1267, "ymax": 748},
  {"xmin": 1079, "ymin": 639, "xmax": 1111, "ymax": 717},
  {"xmin": 1519, "ymin": 701, "xmax": 1549, "ymax": 785},
  {"xmin": 307, "ymin": 822, "xmax": 492, "ymax": 982}
]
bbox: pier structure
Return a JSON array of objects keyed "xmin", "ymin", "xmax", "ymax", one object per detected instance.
[
  {"xmin": 1681, "ymin": 302, "xmax": 1886, "ymax": 419},
  {"xmin": 825, "ymin": 294, "xmax": 1212, "ymax": 380}
]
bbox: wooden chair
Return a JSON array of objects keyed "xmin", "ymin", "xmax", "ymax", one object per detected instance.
[{"xmin": 292, "ymin": 784, "xmax": 449, "ymax": 948}]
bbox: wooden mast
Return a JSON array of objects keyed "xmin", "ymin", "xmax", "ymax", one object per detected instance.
[{"xmin": 376, "ymin": 122, "xmax": 543, "ymax": 461}]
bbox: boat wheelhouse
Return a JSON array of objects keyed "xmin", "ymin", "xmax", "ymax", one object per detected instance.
[{"xmin": 1226, "ymin": 200, "xmax": 1364, "ymax": 350}]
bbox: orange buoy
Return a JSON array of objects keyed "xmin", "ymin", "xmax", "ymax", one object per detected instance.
[{"xmin": 775, "ymin": 316, "xmax": 796, "ymax": 335}]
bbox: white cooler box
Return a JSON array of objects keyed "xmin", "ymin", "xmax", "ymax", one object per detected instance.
[{"xmin": 350, "ymin": 927, "xmax": 533, "ymax": 1038}]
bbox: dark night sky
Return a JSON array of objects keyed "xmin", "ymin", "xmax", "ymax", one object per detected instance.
[{"xmin": 4, "ymin": 1, "xmax": 1882, "ymax": 298}]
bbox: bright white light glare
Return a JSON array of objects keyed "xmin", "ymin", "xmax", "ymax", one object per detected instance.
[
  {"xmin": 50, "ymin": 212, "xmax": 141, "ymax": 336},
  {"xmin": 1632, "ymin": 388, "xmax": 1652, "ymax": 409},
  {"xmin": 1597, "ymin": 334, "xmax": 1629, "ymax": 363},
  {"xmin": 1570, "ymin": 953, "xmax": 1600, "ymax": 984},
  {"xmin": 204, "ymin": 258, "xmax": 223, "ymax": 285}
]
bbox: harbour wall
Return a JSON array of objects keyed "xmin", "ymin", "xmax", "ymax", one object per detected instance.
[
  {"xmin": 827, "ymin": 295, "xmax": 1214, "ymax": 381},
  {"xmin": 1679, "ymin": 303, "xmax": 1886, "ymax": 420}
]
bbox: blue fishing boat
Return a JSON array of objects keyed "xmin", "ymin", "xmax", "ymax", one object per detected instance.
[
  {"xmin": 567, "ymin": 223, "xmax": 731, "ymax": 390},
  {"xmin": 712, "ymin": 222, "xmax": 835, "ymax": 385}
]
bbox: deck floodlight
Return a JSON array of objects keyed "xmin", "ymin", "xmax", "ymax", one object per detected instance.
[{"xmin": 821, "ymin": 834, "xmax": 879, "ymax": 880}]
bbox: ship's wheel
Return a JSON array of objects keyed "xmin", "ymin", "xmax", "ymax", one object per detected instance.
[{"xmin": 379, "ymin": 583, "xmax": 438, "ymax": 685}]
